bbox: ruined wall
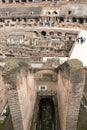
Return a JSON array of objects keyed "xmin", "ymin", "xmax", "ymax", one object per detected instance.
[
  {"xmin": 57, "ymin": 59, "xmax": 85, "ymax": 130},
  {"xmin": 35, "ymin": 70, "xmax": 57, "ymax": 91},
  {"xmin": 2, "ymin": 60, "xmax": 36, "ymax": 130},
  {"xmin": 83, "ymin": 70, "xmax": 87, "ymax": 101},
  {"xmin": 0, "ymin": 68, "xmax": 7, "ymax": 114},
  {"xmin": 16, "ymin": 69, "xmax": 36, "ymax": 130}
]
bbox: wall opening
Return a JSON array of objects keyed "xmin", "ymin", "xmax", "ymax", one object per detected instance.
[
  {"xmin": 41, "ymin": 31, "xmax": 46, "ymax": 36},
  {"xmin": 49, "ymin": 31, "xmax": 54, "ymax": 35},
  {"xmin": 59, "ymin": 17, "xmax": 64, "ymax": 22},
  {"xmin": 79, "ymin": 18, "xmax": 84, "ymax": 24},
  {"xmin": 29, "ymin": 0, "xmax": 32, "ymax": 2},
  {"xmin": 72, "ymin": 17, "xmax": 77, "ymax": 22},
  {"xmin": 36, "ymin": 98, "xmax": 55, "ymax": 130},
  {"xmin": 47, "ymin": 11, "xmax": 51, "ymax": 15},
  {"xmin": 52, "ymin": 11, "xmax": 57, "ymax": 15},
  {"xmin": 68, "ymin": 11, "xmax": 72, "ymax": 15},
  {"xmin": 15, "ymin": 0, "xmax": 20, "ymax": 3},
  {"xmin": 2, "ymin": 0, "xmax": 5, "ymax": 3}
]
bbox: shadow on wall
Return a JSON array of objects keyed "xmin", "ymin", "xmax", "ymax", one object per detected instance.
[
  {"xmin": 77, "ymin": 96, "xmax": 87, "ymax": 130},
  {"xmin": 36, "ymin": 98, "xmax": 55, "ymax": 130},
  {"xmin": 0, "ymin": 107, "xmax": 14, "ymax": 130}
]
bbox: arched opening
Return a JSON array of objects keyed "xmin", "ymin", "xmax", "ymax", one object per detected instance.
[
  {"xmin": 12, "ymin": 18, "xmax": 16, "ymax": 22},
  {"xmin": 52, "ymin": 11, "xmax": 57, "ymax": 15},
  {"xmin": 37, "ymin": 98, "xmax": 55, "ymax": 130},
  {"xmin": 79, "ymin": 18, "xmax": 84, "ymax": 24},
  {"xmin": 57, "ymin": 32, "xmax": 62, "ymax": 36},
  {"xmin": 41, "ymin": 31, "xmax": 46, "ymax": 36},
  {"xmin": 49, "ymin": 31, "xmax": 54, "ymax": 35},
  {"xmin": 68, "ymin": 11, "xmax": 72, "ymax": 15},
  {"xmin": 72, "ymin": 17, "xmax": 77, "ymax": 23},
  {"xmin": 18, "ymin": 17, "xmax": 22, "ymax": 22},
  {"xmin": 15, "ymin": 0, "xmax": 20, "ymax": 2},
  {"xmin": 59, "ymin": 17, "xmax": 64, "ymax": 23},
  {"xmin": 34, "ymin": 31, "xmax": 39, "ymax": 36},
  {"xmin": 47, "ymin": 11, "xmax": 51, "ymax": 15},
  {"xmin": 2, "ymin": 0, "xmax": 5, "ymax": 3},
  {"xmin": 0, "ymin": 18, "xmax": 4, "ymax": 22},
  {"xmin": 21, "ymin": 0, "xmax": 26, "ymax": 2}
]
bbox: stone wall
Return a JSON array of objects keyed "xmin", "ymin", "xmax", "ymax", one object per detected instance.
[
  {"xmin": 57, "ymin": 59, "xmax": 85, "ymax": 130},
  {"xmin": 16, "ymin": 69, "xmax": 36, "ymax": 130},
  {"xmin": 2, "ymin": 60, "xmax": 36, "ymax": 130},
  {"xmin": 0, "ymin": 68, "xmax": 7, "ymax": 114}
]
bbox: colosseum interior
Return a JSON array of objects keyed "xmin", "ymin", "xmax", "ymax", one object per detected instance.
[{"xmin": 0, "ymin": 0, "xmax": 87, "ymax": 130}]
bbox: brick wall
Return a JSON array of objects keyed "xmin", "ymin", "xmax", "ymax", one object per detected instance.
[
  {"xmin": 2, "ymin": 60, "xmax": 36, "ymax": 130},
  {"xmin": 16, "ymin": 69, "xmax": 36, "ymax": 130},
  {"xmin": 57, "ymin": 59, "xmax": 85, "ymax": 130}
]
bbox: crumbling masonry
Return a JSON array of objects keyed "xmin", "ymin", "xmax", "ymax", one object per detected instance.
[{"xmin": 0, "ymin": 0, "xmax": 86, "ymax": 130}]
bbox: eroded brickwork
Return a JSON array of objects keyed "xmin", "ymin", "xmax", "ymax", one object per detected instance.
[
  {"xmin": 57, "ymin": 59, "xmax": 85, "ymax": 130},
  {"xmin": 0, "ymin": 69, "xmax": 7, "ymax": 114}
]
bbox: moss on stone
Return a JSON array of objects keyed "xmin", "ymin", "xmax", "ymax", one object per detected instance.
[
  {"xmin": 59, "ymin": 59, "xmax": 85, "ymax": 83},
  {"xmin": 2, "ymin": 59, "xmax": 19, "ymax": 86},
  {"xmin": 67, "ymin": 59, "xmax": 84, "ymax": 83},
  {"xmin": 67, "ymin": 59, "xmax": 83, "ymax": 69},
  {"xmin": 2, "ymin": 59, "xmax": 30, "ymax": 86}
]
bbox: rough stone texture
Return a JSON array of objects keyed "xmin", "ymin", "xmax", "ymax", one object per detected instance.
[
  {"xmin": 16, "ymin": 69, "xmax": 36, "ymax": 130},
  {"xmin": 57, "ymin": 59, "xmax": 85, "ymax": 130},
  {"xmin": 7, "ymin": 89, "xmax": 24, "ymax": 130},
  {"xmin": 0, "ymin": 69, "xmax": 7, "ymax": 114},
  {"xmin": 2, "ymin": 59, "xmax": 19, "ymax": 86},
  {"xmin": 2, "ymin": 58, "xmax": 86, "ymax": 130},
  {"xmin": 83, "ymin": 69, "xmax": 87, "ymax": 101},
  {"xmin": 2, "ymin": 60, "xmax": 36, "ymax": 130}
]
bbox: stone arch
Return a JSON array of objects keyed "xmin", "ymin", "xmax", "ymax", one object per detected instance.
[
  {"xmin": 34, "ymin": 31, "xmax": 39, "ymax": 36},
  {"xmin": 0, "ymin": 18, "xmax": 4, "ymax": 22},
  {"xmin": 57, "ymin": 32, "xmax": 62, "ymax": 36},
  {"xmin": 52, "ymin": 11, "xmax": 57, "ymax": 15},
  {"xmin": 49, "ymin": 31, "xmax": 54, "ymax": 35},
  {"xmin": 15, "ymin": 0, "xmax": 20, "ymax": 2},
  {"xmin": 35, "ymin": 70, "xmax": 57, "ymax": 82},
  {"xmin": 72, "ymin": 17, "xmax": 77, "ymax": 22},
  {"xmin": 78, "ymin": 18, "xmax": 84, "ymax": 24},
  {"xmin": 47, "ymin": 11, "xmax": 51, "ymax": 15},
  {"xmin": 59, "ymin": 17, "xmax": 64, "ymax": 22},
  {"xmin": 41, "ymin": 31, "xmax": 46, "ymax": 36}
]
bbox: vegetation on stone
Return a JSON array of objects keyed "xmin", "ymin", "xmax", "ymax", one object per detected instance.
[
  {"xmin": 67, "ymin": 59, "xmax": 85, "ymax": 83},
  {"xmin": 2, "ymin": 59, "xmax": 30, "ymax": 86},
  {"xmin": 2, "ymin": 59, "xmax": 19, "ymax": 86}
]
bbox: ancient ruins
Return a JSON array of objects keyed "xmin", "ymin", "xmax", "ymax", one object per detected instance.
[{"xmin": 0, "ymin": 0, "xmax": 87, "ymax": 130}]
